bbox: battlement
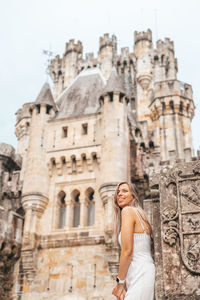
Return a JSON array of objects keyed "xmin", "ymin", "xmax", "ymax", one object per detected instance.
[
  {"xmin": 15, "ymin": 103, "xmax": 33, "ymax": 125},
  {"xmin": 85, "ymin": 52, "xmax": 94, "ymax": 63},
  {"xmin": 65, "ymin": 39, "xmax": 83, "ymax": 55},
  {"xmin": 99, "ymin": 33, "xmax": 117, "ymax": 51},
  {"xmin": 50, "ymin": 55, "xmax": 62, "ymax": 70},
  {"xmin": 134, "ymin": 29, "xmax": 152, "ymax": 44},
  {"xmin": 153, "ymin": 80, "xmax": 193, "ymax": 100},
  {"xmin": 120, "ymin": 47, "xmax": 129, "ymax": 58},
  {"xmin": 156, "ymin": 38, "xmax": 174, "ymax": 52},
  {"xmin": 0, "ymin": 143, "xmax": 22, "ymax": 170}
]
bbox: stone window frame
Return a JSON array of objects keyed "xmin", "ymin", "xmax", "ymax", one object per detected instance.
[
  {"xmin": 62, "ymin": 126, "xmax": 68, "ymax": 138},
  {"xmin": 85, "ymin": 187, "xmax": 95, "ymax": 227},
  {"xmin": 57, "ymin": 190, "xmax": 67, "ymax": 229},
  {"xmin": 71, "ymin": 189, "xmax": 81, "ymax": 227},
  {"xmin": 82, "ymin": 123, "xmax": 88, "ymax": 135}
]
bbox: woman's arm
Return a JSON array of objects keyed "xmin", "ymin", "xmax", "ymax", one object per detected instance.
[
  {"xmin": 118, "ymin": 206, "xmax": 135, "ymax": 279},
  {"xmin": 112, "ymin": 207, "xmax": 135, "ymax": 298}
]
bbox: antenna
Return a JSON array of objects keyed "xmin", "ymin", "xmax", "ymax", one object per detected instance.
[
  {"xmin": 154, "ymin": 9, "xmax": 158, "ymax": 41},
  {"xmin": 42, "ymin": 46, "xmax": 56, "ymax": 81}
]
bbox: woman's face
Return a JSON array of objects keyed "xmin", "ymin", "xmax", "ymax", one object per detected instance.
[{"xmin": 116, "ymin": 183, "xmax": 133, "ymax": 209}]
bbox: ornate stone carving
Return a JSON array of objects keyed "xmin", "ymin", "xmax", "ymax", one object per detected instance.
[
  {"xmin": 161, "ymin": 161, "xmax": 200, "ymax": 275},
  {"xmin": 162, "ymin": 206, "xmax": 179, "ymax": 246},
  {"xmin": 180, "ymin": 181, "xmax": 200, "ymax": 207}
]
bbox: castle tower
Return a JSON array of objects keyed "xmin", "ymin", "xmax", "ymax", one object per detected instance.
[
  {"xmin": 15, "ymin": 103, "xmax": 33, "ymax": 180},
  {"xmin": 98, "ymin": 34, "xmax": 117, "ymax": 80},
  {"xmin": 155, "ymin": 38, "xmax": 178, "ymax": 82},
  {"xmin": 49, "ymin": 55, "xmax": 63, "ymax": 99},
  {"xmin": 99, "ymin": 68, "xmax": 129, "ymax": 241},
  {"xmin": 21, "ymin": 83, "xmax": 56, "ymax": 281},
  {"xmin": 150, "ymin": 81, "xmax": 194, "ymax": 162},
  {"xmin": 134, "ymin": 29, "xmax": 153, "ymax": 141},
  {"xmin": 63, "ymin": 39, "xmax": 83, "ymax": 89}
]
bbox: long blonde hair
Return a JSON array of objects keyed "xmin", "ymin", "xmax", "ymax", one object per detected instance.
[{"xmin": 113, "ymin": 181, "xmax": 152, "ymax": 244}]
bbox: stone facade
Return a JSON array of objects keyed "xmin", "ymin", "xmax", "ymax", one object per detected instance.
[
  {"xmin": 2, "ymin": 29, "xmax": 196, "ymax": 299},
  {"xmin": 144, "ymin": 158, "xmax": 200, "ymax": 299},
  {"xmin": 0, "ymin": 143, "xmax": 23, "ymax": 300}
]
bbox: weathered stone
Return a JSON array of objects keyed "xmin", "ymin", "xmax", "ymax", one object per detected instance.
[{"xmin": 1, "ymin": 29, "xmax": 197, "ymax": 299}]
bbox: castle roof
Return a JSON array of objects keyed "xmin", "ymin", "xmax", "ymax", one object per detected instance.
[
  {"xmin": 35, "ymin": 82, "xmax": 55, "ymax": 107},
  {"xmin": 103, "ymin": 68, "xmax": 126, "ymax": 95},
  {"xmin": 55, "ymin": 68, "xmax": 105, "ymax": 119}
]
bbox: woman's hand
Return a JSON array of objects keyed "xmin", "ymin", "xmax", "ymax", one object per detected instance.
[
  {"xmin": 118, "ymin": 288, "xmax": 126, "ymax": 300},
  {"xmin": 112, "ymin": 284, "xmax": 125, "ymax": 298}
]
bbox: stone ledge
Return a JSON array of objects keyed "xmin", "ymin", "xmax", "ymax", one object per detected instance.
[{"xmin": 39, "ymin": 232, "xmax": 105, "ymax": 249}]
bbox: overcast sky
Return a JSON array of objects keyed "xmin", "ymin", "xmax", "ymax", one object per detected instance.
[{"xmin": 1, "ymin": 0, "xmax": 200, "ymax": 154}]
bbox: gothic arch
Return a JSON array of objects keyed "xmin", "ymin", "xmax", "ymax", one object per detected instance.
[
  {"xmin": 85, "ymin": 187, "xmax": 95, "ymax": 226},
  {"xmin": 71, "ymin": 189, "xmax": 80, "ymax": 227},
  {"xmin": 57, "ymin": 191, "xmax": 66, "ymax": 229}
]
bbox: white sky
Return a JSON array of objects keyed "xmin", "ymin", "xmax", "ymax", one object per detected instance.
[{"xmin": 0, "ymin": 0, "xmax": 200, "ymax": 153}]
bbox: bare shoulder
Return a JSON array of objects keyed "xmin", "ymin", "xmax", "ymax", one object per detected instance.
[
  {"xmin": 121, "ymin": 206, "xmax": 137, "ymax": 221},
  {"xmin": 122, "ymin": 206, "xmax": 139, "ymax": 220}
]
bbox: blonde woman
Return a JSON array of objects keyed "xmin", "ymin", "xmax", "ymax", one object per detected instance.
[{"xmin": 112, "ymin": 182, "xmax": 155, "ymax": 300}]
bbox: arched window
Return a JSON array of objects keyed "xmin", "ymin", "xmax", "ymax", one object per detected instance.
[
  {"xmin": 123, "ymin": 61, "xmax": 127, "ymax": 67},
  {"xmin": 170, "ymin": 100, "xmax": 174, "ymax": 113},
  {"xmin": 149, "ymin": 141, "xmax": 154, "ymax": 150},
  {"xmin": 85, "ymin": 188, "xmax": 95, "ymax": 226},
  {"xmin": 36, "ymin": 104, "xmax": 40, "ymax": 114},
  {"xmin": 162, "ymin": 102, "xmax": 166, "ymax": 115},
  {"xmin": 140, "ymin": 142, "xmax": 146, "ymax": 152},
  {"xmin": 179, "ymin": 102, "xmax": 183, "ymax": 113},
  {"xmin": 71, "ymin": 156, "xmax": 76, "ymax": 173},
  {"xmin": 58, "ymin": 191, "xmax": 66, "ymax": 229},
  {"xmin": 72, "ymin": 190, "xmax": 80, "ymax": 227}
]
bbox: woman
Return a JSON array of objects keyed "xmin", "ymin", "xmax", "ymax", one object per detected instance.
[{"xmin": 112, "ymin": 182, "xmax": 155, "ymax": 300}]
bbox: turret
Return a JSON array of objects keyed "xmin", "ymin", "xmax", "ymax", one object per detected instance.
[
  {"xmin": 15, "ymin": 103, "xmax": 32, "ymax": 157},
  {"xmin": 21, "ymin": 83, "xmax": 56, "ymax": 282},
  {"xmin": 49, "ymin": 55, "xmax": 63, "ymax": 99},
  {"xmin": 98, "ymin": 68, "xmax": 129, "ymax": 242},
  {"xmin": 134, "ymin": 30, "xmax": 153, "ymax": 138},
  {"xmin": 154, "ymin": 38, "xmax": 178, "ymax": 82},
  {"xmin": 134, "ymin": 29, "xmax": 152, "ymax": 56},
  {"xmin": 15, "ymin": 102, "xmax": 33, "ymax": 181},
  {"xmin": 98, "ymin": 34, "xmax": 117, "ymax": 80},
  {"xmin": 63, "ymin": 39, "xmax": 83, "ymax": 89},
  {"xmin": 149, "ymin": 80, "xmax": 194, "ymax": 163}
]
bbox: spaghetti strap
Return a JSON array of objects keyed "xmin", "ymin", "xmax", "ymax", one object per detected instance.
[{"xmin": 133, "ymin": 208, "xmax": 146, "ymax": 234}]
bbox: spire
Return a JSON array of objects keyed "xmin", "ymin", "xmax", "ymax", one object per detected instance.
[
  {"xmin": 35, "ymin": 82, "xmax": 55, "ymax": 107},
  {"xmin": 103, "ymin": 68, "xmax": 126, "ymax": 95}
]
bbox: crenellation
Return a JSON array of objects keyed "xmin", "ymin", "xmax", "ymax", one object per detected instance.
[
  {"xmin": 99, "ymin": 33, "xmax": 117, "ymax": 51},
  {"xmin": 120, "ymin": 47, "xmax": 129, "ymax": 59},
  {"xmin": 64, "ymin": 39, "xmax": 83, "ymax": 55},
  {"xmin": 15, "ymin": 103, "xmax": 33, "ymax": 125},
  {"xmin": 156, "ymin": 38, "xmax": 174, "ymax": 53},
  {"xmin": 134, "ymin": 28, "xmax": 152, "ymax": 44}
]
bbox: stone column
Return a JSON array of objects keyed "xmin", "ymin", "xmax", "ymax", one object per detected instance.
[
  {"xmin": 99, "ymin": 183, "xmax": 117, "ymax": 243},
  {"xmin": 21, "ymin": 193, "xmax": 48, "ymax": 283},
  {"xmin": 80, "ymin": 199, "xmax": 87, "ymax": 227},
  {"xmin": 66, "ymin": 200, "xmax": 73, "ymax": 229}
]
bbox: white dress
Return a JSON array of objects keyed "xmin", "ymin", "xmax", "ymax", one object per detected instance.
[{"xmin": 118, "ymin": 208, "xmax": 155, "ymax": 300}]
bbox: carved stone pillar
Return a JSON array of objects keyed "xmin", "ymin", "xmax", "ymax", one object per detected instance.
[
  {"xmin": 99, "ymin": 183, "xmax": 117, "ymax": 244},
  {"xmin": 66, "ymin": 200, "xmax": 73, "ymax": 228},
  {"xmin": 21, "ymin": 193, "xmax": 48, "ymax": 283},
  {"xmin": 149, "ymin": 160, "xmax": 200, "ymax": 299},
  {"xmin": 80, "ymin": 199, "xmax": 87, "ymax": 227}
]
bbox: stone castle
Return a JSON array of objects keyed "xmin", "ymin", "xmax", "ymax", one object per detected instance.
[{"xmin": 1, "ymin": 29, "xmax": 199, "ymax": 299}]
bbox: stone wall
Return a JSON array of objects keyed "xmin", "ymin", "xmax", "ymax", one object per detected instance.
[
  {"xmin": 0, "ymin": 143, "xmax": 23, "ymax": 300},
  {"xmin": 144, "ymin": 159, "xmax": 200, "ymax": 299}
]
